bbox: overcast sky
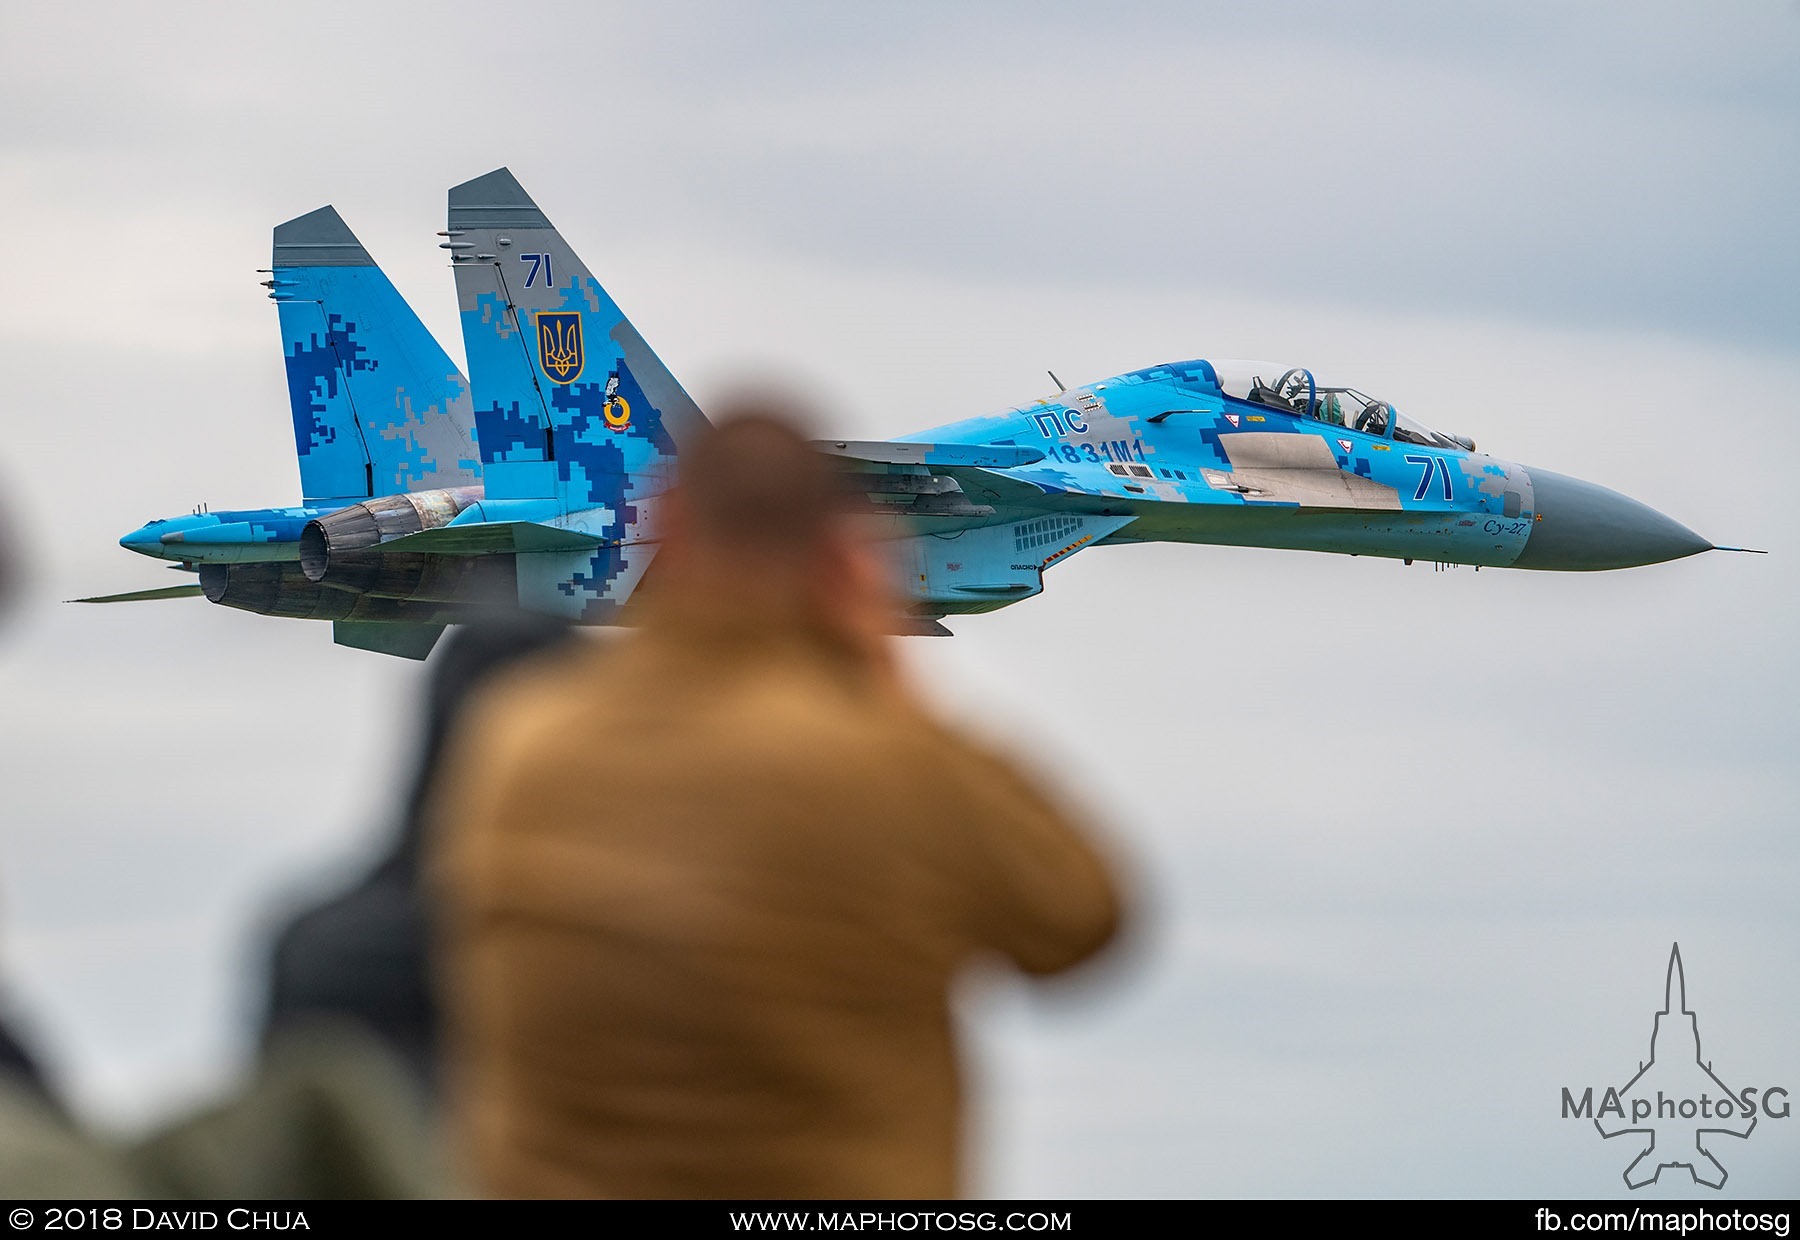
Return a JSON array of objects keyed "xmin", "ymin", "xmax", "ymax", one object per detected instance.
[{"xmin": 0, "ymin": 1, "xmax": 1796, "ymax": 1198}]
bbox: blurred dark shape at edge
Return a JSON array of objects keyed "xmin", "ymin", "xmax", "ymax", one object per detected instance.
[
  {"xmin": 0, "ymin": 1023, "xmax": 453, "ymax": 1198},
  {"xmin": 0, "ymin": 478, "xmax": 20, "ymax": 626},
  {"xmin": 259, "ymin": 613, "xmax": 579, "ymax": 1089},
  {"xmin": 0, "ymin": 484, "xmax": 53, "ymax": 1103},
  {"xmin": 0, "ymin": 1016, "xmax": 52, "ymax": 1105}
]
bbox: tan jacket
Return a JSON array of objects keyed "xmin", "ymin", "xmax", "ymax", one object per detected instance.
[{"xmin": 434, "ymin": 616, "xmax": 1121, "ymax": 1198}]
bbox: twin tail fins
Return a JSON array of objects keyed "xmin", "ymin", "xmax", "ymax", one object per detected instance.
[{"xmin": 272, "ymin": 207, "xmax": 481, "ymax": 504}]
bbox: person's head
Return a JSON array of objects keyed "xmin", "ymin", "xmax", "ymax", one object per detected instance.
[{"xmin": 658, "ymin": 399, "xmax": 895, "ymax": 659}]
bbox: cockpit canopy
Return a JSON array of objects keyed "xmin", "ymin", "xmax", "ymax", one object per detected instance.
[{"xmin": 1205, "ymin": 360, "xmax": 1473, "ymax": 451}]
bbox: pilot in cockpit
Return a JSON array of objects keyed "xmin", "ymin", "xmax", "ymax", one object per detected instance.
[
  {"xmin": 1354, "ymin": 401, "xmax": 1390, "ymax": 436},
  {"xmin": 1245, "ymin": 369, "xmax": 1393, "ymax": 439},
  {"xmin": 1247, "ymin": 376, "xmax": 1290, "ymax": 412}
]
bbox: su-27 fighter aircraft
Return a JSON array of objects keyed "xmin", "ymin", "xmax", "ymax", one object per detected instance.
[{"xmin": 91, "ymin": 168, "xmax": 1729, "ymax": 659}]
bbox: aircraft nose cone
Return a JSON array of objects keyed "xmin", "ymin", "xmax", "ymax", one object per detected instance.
[
  {"xmin": 119, "ymin": 524, "xmax": 168, "ymax": 558},
  {"xmin": 1512, "ymin": 468, "xmax": 1711, "ymax": 570}
]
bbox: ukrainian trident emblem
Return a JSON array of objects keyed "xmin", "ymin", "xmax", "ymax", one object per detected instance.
[{"xmin": 536, "ymin": 312, "xmax": 584, "ymax": 385}]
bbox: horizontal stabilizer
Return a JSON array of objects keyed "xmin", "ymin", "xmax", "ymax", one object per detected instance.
[
  {"xmin": 817, "ymin": 441, "xmax": 1046, "ymax": 469},
  {"xmin": 332, "ymin": 620, "xmax": 444, "ymax": 660},
  {"xmin": 381, "ymin": 522, "xmax": 605, "ymax": 556},
  {"xmin": 71, "ymin": 584, "xmax": 205, "ymax": 604}
]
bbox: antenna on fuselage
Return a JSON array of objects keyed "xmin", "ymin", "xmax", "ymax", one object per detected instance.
[{"xmin": 1047, "ymin": 370, "xmax": 1065, "ymax": 393}]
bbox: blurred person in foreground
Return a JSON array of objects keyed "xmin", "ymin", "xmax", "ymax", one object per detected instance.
[
  {"xmin": 435, "ymin": 403, "xmax": 1126, "ymax": 1199},
  {"xmin": 261, "ymin": 615, "xmax": 576, "ymax": 1090}
]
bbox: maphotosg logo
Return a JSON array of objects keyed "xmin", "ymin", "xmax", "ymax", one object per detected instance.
[{"xmin": 1561, "ymin": 944, "xmax": 1789, "ymax": 1189}]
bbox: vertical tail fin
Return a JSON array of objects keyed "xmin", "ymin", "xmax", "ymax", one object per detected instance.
[
  {"xmin": 447, "ymin": 168, "xmax": 708, "ymax": 507},
  {"xmin": 271, "ymin": 207, "xmax": 481, "ymax": 504}
]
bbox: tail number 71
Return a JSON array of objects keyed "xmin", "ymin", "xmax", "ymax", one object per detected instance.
[
  {"xmin": 519, "ymin": 253, "xmax": 554, "ymax": 288},
  {"xmin": 1405, "ymin": 455, "xmax": 1454, "ymax": 502}
]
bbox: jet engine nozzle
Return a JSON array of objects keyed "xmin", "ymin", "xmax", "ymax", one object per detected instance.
[
  {"xmin": 200, "ymin": 562, "xmax": 326, "ymax": 616},
  {"xmin": 299, "ymin": 486, "xmax": 481, "ymax": 583},
  {"xmin": 199, "ymin": 562, "xmax": 453, "ymax": 623}
]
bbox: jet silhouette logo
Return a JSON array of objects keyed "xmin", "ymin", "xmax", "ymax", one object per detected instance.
[{"xmin": 1561, "ymin": 944, "xmax": 1790, "ymax": 1189}]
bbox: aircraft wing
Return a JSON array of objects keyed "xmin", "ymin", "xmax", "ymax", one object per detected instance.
[
  {"xmin": 71, "ymin": 584, "xmax": 205, "ymax": 603},
  {"xmin": 815, "ymin": 441, "xmax": 1046, "ymax": 469},
  {"xmin": 817, "ymin": 440, "xmax": 1062, "ymax": 526}
]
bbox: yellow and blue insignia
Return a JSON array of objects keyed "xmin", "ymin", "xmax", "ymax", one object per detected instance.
[{"xmin": 536, "ymin": 312, "xmax": 584, "ymax": 385}]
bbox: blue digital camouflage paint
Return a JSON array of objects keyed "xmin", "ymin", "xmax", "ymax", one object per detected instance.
[
  {"xmin": 96, "ymin": 170, "xmax": 1720, "ymax": 657},
  {"xmin": 269, "ymin": 206, "xmax": 481, "ymax": 504},
  {"xmin": 446, "ymin": 167, "xmax": 707, "ymax": 621}
]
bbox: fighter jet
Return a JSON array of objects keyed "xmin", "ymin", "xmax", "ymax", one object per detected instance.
[{"xmin": 93, "ymin": 169, "xmax": 1727, "ymax": 658}]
